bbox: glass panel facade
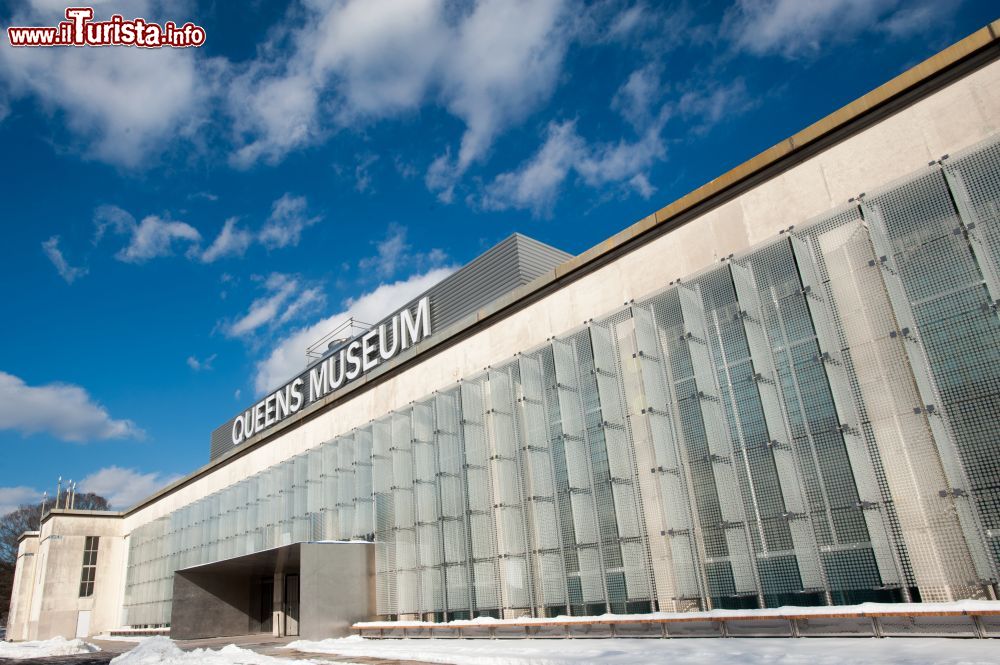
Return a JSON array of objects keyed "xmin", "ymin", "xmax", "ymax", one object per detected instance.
[{"xmin": 123, "ymin": 135, "xmax": 1000, "ymax": 624}]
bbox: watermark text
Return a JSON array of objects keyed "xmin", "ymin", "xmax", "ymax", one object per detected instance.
[{"xmin": 7, "ymin": 7, "xmax": 206, "ymax": 48}]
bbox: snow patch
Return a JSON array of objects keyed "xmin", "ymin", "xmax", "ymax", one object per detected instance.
[
  {"xmin": 0, "ymin": 636, "xmax": 100, "ymax": 659},
  {"xmin": 110, "ymin": 636, "xmax": 322, "ymax": 665},
  {"xmin": 286, "ymin": 637, "xmax": 1000, "ymax": 665}
]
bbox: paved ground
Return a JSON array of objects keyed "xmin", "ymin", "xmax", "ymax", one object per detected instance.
[
  {"xmin": 0, "ymin": 655, "xmax": 114, "ymax": 665},
  {"xmin": 0, "ymin": 635, "xmax": 439, "ymax": 665},
  {"xmin": 259, "ymin": 645, "xmax": 442, "ymax": 664},
  {"xmin": 0, "ymin": 640, "xmax": 129, "ymax": 665}
]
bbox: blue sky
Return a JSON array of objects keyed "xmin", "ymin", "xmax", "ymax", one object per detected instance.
[{"xmin": 0, "ymin": 0, "xmax": 996, "ymax": 512}]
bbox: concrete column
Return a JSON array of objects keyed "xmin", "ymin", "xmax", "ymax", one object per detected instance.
[{"xmin": 272, "ymin": 573, "xmax": 284, "ymax": 637}]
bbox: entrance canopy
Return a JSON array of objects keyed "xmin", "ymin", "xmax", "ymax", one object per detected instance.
[{"xmin": 170, "ymin": 541, "xmax": 373, "ymax": 640}]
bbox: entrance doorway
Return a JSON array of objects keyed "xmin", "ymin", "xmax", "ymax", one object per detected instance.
[
  {"xmin": 171, "ymin": 541, "xmax": 372, "ymax": 640},
  {"xmin": 285, "ymin": 574, "xmax": 300, "ymax": 637},
  {"xmin": 75, "ymin": 610, "xmax": 91, "ymax": 638},
  {"xmin": 250, "ymin": 576, "xmax": 274, "ymax": 634}
]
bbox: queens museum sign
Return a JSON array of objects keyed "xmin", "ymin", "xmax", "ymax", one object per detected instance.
[{"xmin": 231, "ymin": 296, "xmax": 432, "ymax": 446}]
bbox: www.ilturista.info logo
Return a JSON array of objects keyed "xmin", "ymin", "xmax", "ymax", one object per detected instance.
[{"xmin": 7, "ymin": 7, "xmax": 206, "ymax": 48}]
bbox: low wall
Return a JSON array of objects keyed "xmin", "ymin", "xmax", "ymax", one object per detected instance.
[{"xmin": 353, "ymin": 604, "xmax": 1000, "ymax": 639}]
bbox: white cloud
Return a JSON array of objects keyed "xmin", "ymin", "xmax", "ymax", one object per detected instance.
[
  {"xmin": 186, "ymin": 354, "xmax": 217, "ymax": 371},
  {"xmin": 879, "ymin": 1, "xmax": 959, "ymax": 38},
  {"xmin": 201, "ymin": 217, "xmax": 253, "ymax": 263},
  {"xmin": 725, "ymin": 0, "xmax": 888, "ymax": 57},
  {"xmin": 354, "ymin": 153, "xmax": 380, "ymax": 193},
  {"xmin": 225, "ymin": 273, "xmax": 297, "ymax": 337},
  {"xmin": 229, "ymin": 0, "xmax": 572, "ymax": 200},
  {"xmin": 394, "ymin": 155, "xmax": 419, "ymax": 180},
  {"xmin": 575, "ymin": 123, "xmax": 666, "ymax": 190},
  {"xmin": 228, "ymin": 0, "xmax": 446, "ymax": 169},
  {"xmin": 92, "ymin": 204, "xmax": 136, "ymax": 243},
  {"xmin": 223, "ymin": 273, "xmax": 324, "ymax": 338},
  {"xmin": 358, "ymin": 224, "xmax": 448, "ymax": 279},
  {"xmin": 120, "ymin": 216, "xmax": 201, "ymax": 263},
  {"xmin": 611, "ymin": 63, "xmax": 665, "ymax": 131},
  {"xmin": 94, "ymin": 205, "xmax": 201, "ymax": 264},
  {"xmin": 91, "ymin": 196, "xmax": 319, "ymax": 268},
  {"xmin": 359, "ymin": 224, "xmax": 409, "ymax": 279},
  {"xmin": 480, "ymin": 66, "xmax": 762, "ymax": 216},
  {"xmin": 427, "ymin": 0, "xmax": 571, "ymax": 201},
  {"xmin": 425, "ymin": 248, "xmax": 447, "ymax": 265},
  {"xmin": 677, "ymin": 79, "xmax": 753, "ymax": 130},
  {"xmin": 723, "ymin": 0, "xmax": 953, "ymax": 59},
  {"xmin": 0, "ymin": 486, "xmax": 41, "ymax": 516},
  {"xmin": 41, "ymin": 235, "xmax": 88, "ymax": 284},
  {"xmin": 277, "ymin": 287, "xmax": 326, "ymax": 326},
  {"xmin": 607, "ymin": 3, "xmax": 647, "ymax": 38},
  {"xmin": 481, "ymin": 116, "xmax": 666, "ymax": 216},
  {"xmin": 0, "ymin": 1, "xmax": 222, "ymax": 168},
  {"xmin": 4, "ymin": 0, "xmax": 576, "ymax": 182},
  {"xmin": 78, "ymin": 466, "xmax": 181, "ymax": 510},
  {"xmin": 479, "ymin": 59, "xmax": 674, "ymax": 216},
  {"xmin": 253, "ymin": 267, "xmax": 455, "ymax": 394},
  {"xmin": 629, "ymin": 173, "xmax": 655, "ymax": 199},
  {"xmin": 579, "ymin": 2, "xmax": 706, "ymax": 56},
  {"xmin": 0, "ymin": 371, "xmax": 142, "ymax": 443},
  {"xmin": 219, "ymin": 272, "xmax": 237, "ymax": 300},
  {"xmin": 228, "ymin": 71, "xmax": 320, "ymax": 169},
  {"xmin": 310, "ymin": 0, "xmax": 447, "ymax": 120},
  {"xmin": 481, "ymin": 120, "xmax": 585, "ymax": 215},
  {"xmin": 258, "ymin": 194, "xmax": 322, "ymax": 250}
]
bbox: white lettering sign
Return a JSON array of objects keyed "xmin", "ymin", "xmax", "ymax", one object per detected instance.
[{"xmin": 231, "ymin": 297, "xmax": 431, "ymax": 446}]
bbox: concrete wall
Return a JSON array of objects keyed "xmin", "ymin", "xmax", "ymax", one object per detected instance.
[
  {"xmin": 299, "ymin": 543, "xmax": 374, "ymax": 639},
  {"xmin": 11, "ymin": 512, "xmax": 125, "ymax": 640},
  {"xmin": 170, "ymin": 571, "xmax": 251, "ymax": 640},
  {"xmin": 5, "ymin": 533, "xmax": 38, "ymax": 641}
]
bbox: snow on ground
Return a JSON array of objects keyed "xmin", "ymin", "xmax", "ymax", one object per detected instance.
[
  {"xmin": 109, "ymin": 637, "xmax": 322, "ymax": 665},
  {"xmin": 287, "ymin": 636, "xmax": 1000, "ymax": 665},
  {"xmin": 0, "ymin": 636, "xmax": 100, "ymax": 659}
]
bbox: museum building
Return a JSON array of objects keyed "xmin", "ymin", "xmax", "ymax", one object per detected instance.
[{"xmin": 7, "ymin": 21, "xmax": 1000, "ymax": 642}]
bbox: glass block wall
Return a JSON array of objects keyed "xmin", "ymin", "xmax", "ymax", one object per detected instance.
[
  {"xmin": 123, "ymin": 134, "xmax": 1000, "ymax": 625},
  {"xmin": 122, "ymin": 436, "xmax": 374, "ymax": 626}
]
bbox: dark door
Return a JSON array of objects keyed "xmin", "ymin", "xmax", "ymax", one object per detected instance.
[
  {"xmin": 285, "ymin": 574, "xmax": 300, "ymax": 637},
  {"xmin": 251, "ymin": 577, "xmax": 274, "ymax": 634}
]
